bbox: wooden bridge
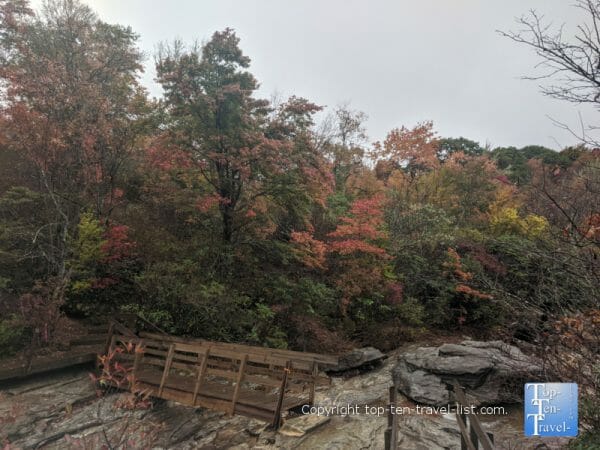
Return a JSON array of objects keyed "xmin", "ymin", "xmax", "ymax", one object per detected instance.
[
  {"xmin": 0, "ymin": 325, "xmax": 107, "ymax": 382},
  {"xmin": 103, "ymin": 321, "xmax": 339, "ymax": 429}
]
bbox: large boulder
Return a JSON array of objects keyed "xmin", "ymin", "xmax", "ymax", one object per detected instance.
[
  {"xmin": 327, "ymin": 347, "xmax": 386, "ymax": 373},
  {"xmin": 393, "ymin": 340, "xmax": 540, "ymax": 406}
]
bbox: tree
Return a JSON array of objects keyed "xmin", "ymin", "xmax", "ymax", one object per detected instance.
[
  {"xmin": 156, "ymin": 30, "xmax": 330, "ymax": 245},
  {"xmin": 374, "ymin": 121, "xmax": 440, "ymax": 181},
  {"xmin": 156, "ymin": 31, "xmax": 268, "ymax": 243},
  {"xmin": 491, "ymin": 147, "xmax": 529, "ymax": 184},
  {"xmin": 319, "ymin": 105, "xmax": 368, "ymax": 192},
  {"xmin": 327, "ymin": 194, "xmax": 393, "ymax": 317},
  {"xmin": 500, "ymin": 0, "xmax": 600, "ymax": 145},
  {"xmin": 502, "ymin": 7, "xmax": 600, "ymax": 436},
  {"xmin": 0, "ymin": 0, "xmax": 145, "ymax": 289},
  {"xmin": 521, "ymin": 145, "xmax": 571, "ymax": 168},
  {"xmin": 438, "ymin": 137, "xmax": 485, "ymax": 161},
  {"xmin": 526, "ymin": 150, "xmax": 600, "ymax": 249}
]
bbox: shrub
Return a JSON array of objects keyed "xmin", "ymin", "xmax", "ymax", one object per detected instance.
[{"xmin": 0, "ymin": 316, "xmax": 28, "ymax": 358}]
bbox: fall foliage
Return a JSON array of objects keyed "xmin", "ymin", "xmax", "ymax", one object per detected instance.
[{"xmin": 0, "ymin": 0, "xmax": 598, "ymax": 441}]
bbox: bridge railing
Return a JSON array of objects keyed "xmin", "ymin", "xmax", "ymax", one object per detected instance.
[
  {"xmin": 451, "ymin": 380, "xmax": 495, "ymax": 450},
  {"xmin": 384, "ymin": 381, "xmax": 496, "ymax": 450}
]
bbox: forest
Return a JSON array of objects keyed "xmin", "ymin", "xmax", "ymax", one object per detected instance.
[{"xmin": 0, "ymin": 0, "xmax": 598, "ymax": 446}]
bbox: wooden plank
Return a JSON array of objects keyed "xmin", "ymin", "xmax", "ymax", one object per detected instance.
[
  {"xmin": 286, "ymin": 381, "xmax": 310, "ymax": 394},
  {"xmin": 137, "ymin": 355, "xmax": 170, "ymax": 368},
  {"xmin": 230, "ymin": 354, "xmax": 248, "ymax": 415},
  {"xmin": 137, "ymin": 331, "xmax": 338, "ymax": 366},
  {"xmin": 140, "ymin": 354, "xmax": 236, "ymax": 375},
  {"xmin": 112, "ymin": 335, "xmax": 149, "ymax": 349},
  {"xmin": 111, "ymin": 321, "xmax": 136, "ymax": 337},
  {"xmin": 453, "ymin": 380, "xmax": 494, "ymax": 450},
  {"xmin": 384, "ymin": 386, "xmax": 399, "ymax": 450},
  {"xmin": 158, "ymin": 344, "xmax": 175, "ymax": 397},
  {"xmin": 140, "ymin": 381, "xmax": 231, "ymax": 411},
  {"xmin": 171, "ymin": 351, "xmax": 202, "ymax": 365},
  {"xmin": 87, "ymin": 325, "xmax": 111, "ymax": 334},
  {"xmin": 175, "ymin": 345, "xmax": 312, "ymax": 371},
  {"xmin": 244, "ymin": 364, "xmax": 325, "ymax": 384},
  {"xmin": 139, "ymin": 331, "xmax": 203, "ymax": 344},
  {"xmin": 108, "ymin": 334, "xmax": 117, "ymax": 356},
  {"xmin": 70, "ymin": 335, "xmax": 107, "ymax": 346},
  {"xmin": 384, "ymin": 429, "xmax": 391, "ymax": 450},
  {"xmin": 272, "ymin": 361, "xmax": 291, "ymax": 429},
  {"xmin": 103, "ymin": 322, "xmax": 115, "ymax": 356},
  {"xmin": 466, "ymin": 413, "xmax": 494, "ymax": 450},
  {"xmin": 241, "ymin": 373, "xmax": 282, "ymax": 388},
  {"xmin": 173, "ymin": 341, "xmax": 207, "ymax": 354},
  {"xmin": 0, "ymin": 352, "xmax": 99, "ymax": 382},
  {"xmin": 132, "ymin": 339, "xmax": 144, "ymax": 381},
  {"xmin": 205, "ymin": 367, "xmax": 240, "ymax": 381},
  {"xmin": 135, "ymin": 313, "xmax": 168, "ymax": 335},
  {"xmin": 309, "ymin": 362, "xmax": 317, "ymax": 405},
  {"xmin": 456, "ymin": 412, "xmax": 476, "ymax": 450},
  {"xmin": 390, "ymin": 386, "xmax": 398, "ymax": 449},
  {"xmin": 192, "ymin": 348, "xmax": 209, "ymax": 405},
  {"xmin": 470, "ymin": 420, "xmax": 479, "ymax": 450}
]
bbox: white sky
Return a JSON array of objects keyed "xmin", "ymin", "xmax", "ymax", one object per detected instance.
[{"xmin": 35, "ymin": 0, "xmax": 600, "ymax": 149}]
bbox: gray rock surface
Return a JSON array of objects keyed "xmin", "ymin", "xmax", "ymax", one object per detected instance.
[
  {"xmin": 1, "ymin": 343, "xmax": 569, "ymax": 450},
  {"xmin": 396, "ymin": 414, "xmax": 462, "ymax": 450},
  {"xmin": 278, "ymin": 414, "xmax": 330, "ymax": 437},
  {"xmin": 393, "ymin": 340, "xmax": 541, "ymax": 406},
  {"xmin": 328, "ymin": 346, "xmax": 386, "ymax": 372}
]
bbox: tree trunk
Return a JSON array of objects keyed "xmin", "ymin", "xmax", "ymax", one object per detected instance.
[{"xmin": 221, "ymin": 204, "xmax": 234, "ymax": 243}]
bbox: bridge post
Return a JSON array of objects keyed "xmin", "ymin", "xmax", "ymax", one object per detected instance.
[
  {"xmin": 384, "ymin": 385, "xmax": 398, "ymax": 450},
  {"xmin": 272, "ymin": 361, "xmax": 291, "ymax": 429}
]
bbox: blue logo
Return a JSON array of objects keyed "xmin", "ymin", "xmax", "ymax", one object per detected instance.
[{"xmin": 524, "ymin": 383, "xmax": 578, "ymax": 437}]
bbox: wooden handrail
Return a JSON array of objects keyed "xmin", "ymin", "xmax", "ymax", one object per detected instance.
[
  {"xmin": 456, "ymin": 412, "xmax": 477, "ymax": 450},
  {"xmin": 384, "ymin": 385, "xmax": 399, "ymax": 450},
  {"xmin": 451, "ymin": 380, "xmax": 495, "ymax": 450},
  {"xmin": 113, "ymin": 334, "xmax": 328, "ymax": 377},
  {"xmin": 134, "ymin": 314, "xmax": 169, "ymax": 335},
  {"xmin": 137, "ymin": 331, "xmax": 339, "ymax": 367}
]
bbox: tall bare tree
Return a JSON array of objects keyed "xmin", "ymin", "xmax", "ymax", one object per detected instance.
[{"xmin": 499, "ymin": 0, "xmax": 600, "ymax": 144}]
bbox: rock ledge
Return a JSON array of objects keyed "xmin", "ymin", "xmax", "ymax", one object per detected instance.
[{"xmin": 393, "ymin": 340, "xmax": 540, "ymax": 406}]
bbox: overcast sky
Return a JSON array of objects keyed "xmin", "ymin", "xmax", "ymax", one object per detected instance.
[{"xmin": 40, "ymin": 0, "xmax": 600, "ymax": 149}]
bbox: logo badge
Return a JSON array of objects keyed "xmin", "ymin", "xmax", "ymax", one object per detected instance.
[{"xmin": 524, "ymin": 383, "xmax": 578, "ymax": 437}]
